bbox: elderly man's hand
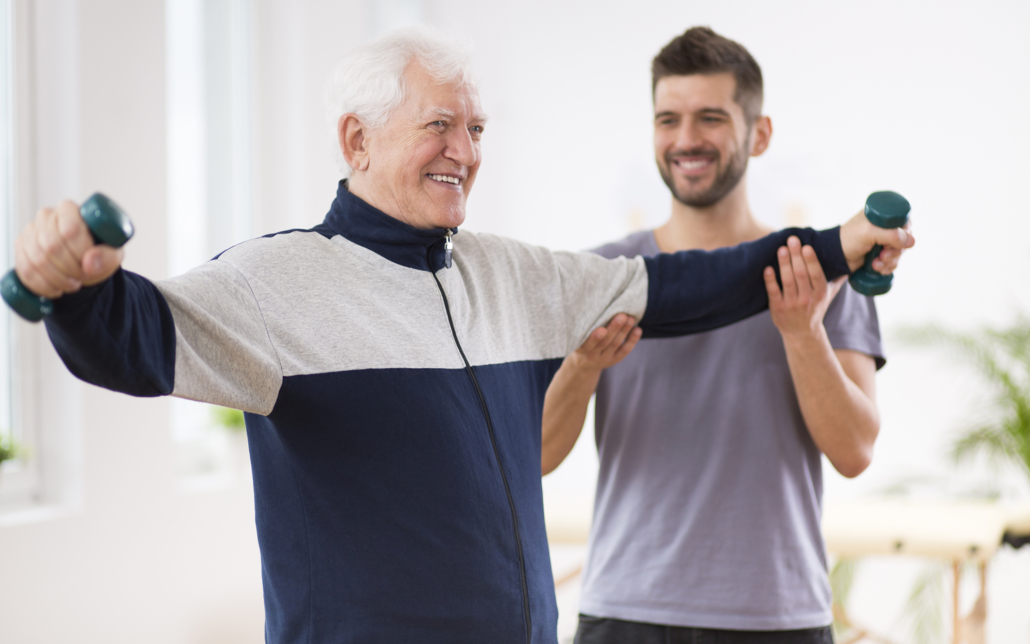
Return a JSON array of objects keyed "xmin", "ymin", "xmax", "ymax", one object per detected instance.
[
  {"xmin": 839, "ymin": 209, "xmax": 914, "ymax": 274},
  {"xmin": 14, "ymin": 200, "xmax": 124, "ymax": 299}
]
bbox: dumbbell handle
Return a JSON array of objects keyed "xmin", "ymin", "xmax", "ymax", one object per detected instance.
[
  {"xmin": 1, "ymin": 193, "xmax": 134, "ymax": 322},
  {"xmin": 848, "ymin": 191, "xmax": 910, "ymax": 296}
]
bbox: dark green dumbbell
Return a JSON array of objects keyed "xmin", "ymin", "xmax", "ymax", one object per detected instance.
[
  {"xmin": 848, "ymin": 191, "xmax": 910, "ymax": 296},
  {"xmin": 1, "ymin": 193, "xmax": 134, "ymax": 322}
]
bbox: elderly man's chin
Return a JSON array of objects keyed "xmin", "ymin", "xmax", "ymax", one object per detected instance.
[{"xmin": 423, "ymin": 198, "xmax": 467, "ymax": 230}]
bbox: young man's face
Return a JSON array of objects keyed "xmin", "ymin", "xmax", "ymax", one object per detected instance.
[{"xmin": 653, "ymin": 73, "xmax": 762, "ymax": 208}]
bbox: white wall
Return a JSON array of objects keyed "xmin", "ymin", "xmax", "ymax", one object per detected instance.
[{"xmin": 1, "ymin": 0, "xmax": 1028, "ymax": 642}]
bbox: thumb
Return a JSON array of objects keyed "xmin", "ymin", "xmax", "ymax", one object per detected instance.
[{"xmin": 81, "ymin": 246, "xmax": 124, "ymax": 286}]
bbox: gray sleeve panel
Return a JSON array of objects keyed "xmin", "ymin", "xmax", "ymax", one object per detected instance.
[
  {"xmin": 222, "ymin": 232, "xmax": 465, "ymax": 375},
  {"xmin": 156, "ymin": 260, "xmax": 283, "ymax": 415},
  {"xmin": 446, "ymin": 233, "xmax": 649, "ymax": 363}
]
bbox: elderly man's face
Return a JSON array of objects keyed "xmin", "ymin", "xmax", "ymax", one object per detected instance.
[{"xmin": 363, "ymin": 63, "xmax": 485, "ymax": 230}]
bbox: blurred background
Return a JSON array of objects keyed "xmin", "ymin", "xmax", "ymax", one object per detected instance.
[{"xmin": 0, "ymin": 0, "xmax": 1027, "ymax": 642}]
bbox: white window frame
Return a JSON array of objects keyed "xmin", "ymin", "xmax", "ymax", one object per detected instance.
[
  {"xmin": 166, "ymin": 0, "xmax": 255, "ymax": 491},
  {"xmin": 0, "ymin": 0, "xmax": 85, "ymax": 522}
]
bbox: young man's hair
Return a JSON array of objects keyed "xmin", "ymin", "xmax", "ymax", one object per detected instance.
[{"xmin": 652, "ymin": 26, "xmax": 763, "ymax": 125}]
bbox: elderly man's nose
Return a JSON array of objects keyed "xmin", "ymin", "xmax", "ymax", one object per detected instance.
[{"xmin": 444, "ymin": 129, "xmax": 477, "ymax": 166}]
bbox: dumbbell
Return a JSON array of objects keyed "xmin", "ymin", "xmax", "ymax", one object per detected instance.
[
  {"xmin": 848, "ymin": 190, "xmax": 910, "ymax": 296},
  {"xmin": 1, "ymin": 193, "xmax": 134, "ymax": 322}
]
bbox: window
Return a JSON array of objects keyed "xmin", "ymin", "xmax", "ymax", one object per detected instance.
[
  {"xmin": 0, "ymin": 0, "xmax": 36, "ymax": 511},
  {"xmin": 166, "ymin": 0, "xmax": 254, "ymax": 489}
]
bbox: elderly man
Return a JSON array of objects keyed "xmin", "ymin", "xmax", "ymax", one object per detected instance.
[{"xmin": 17, "ymin": 27, "xmax": 910, "ymax": 644}]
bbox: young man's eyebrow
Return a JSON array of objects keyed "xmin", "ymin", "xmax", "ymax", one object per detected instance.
[{"xmin": 655, "ymin": 107, "xmax": 732, "ymax": 120}]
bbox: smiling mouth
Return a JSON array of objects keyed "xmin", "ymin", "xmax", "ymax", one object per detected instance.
[
  {"xmin": 672, "ymin": 157, "xmax": 714, "ymax": 172},
  {"xmin": 427, "ymin": 173, "xmax": 462, "ymax": 186}
]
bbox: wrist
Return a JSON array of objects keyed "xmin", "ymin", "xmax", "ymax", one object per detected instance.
[
  {"xmin": 564, "ymin": 352, "xmax": 606, "ymax": 378},
  {"xmin": 779, "ymin": 324, "xmax": 830, "ymax": 352}
]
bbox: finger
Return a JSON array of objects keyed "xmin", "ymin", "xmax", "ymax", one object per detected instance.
[
  {"xmin": 871, "ymin": 225, "xmax": 914, "ymax": 251},
  {"xmin": 763, "ymin": 266, "xmax": 783, "ymax": 308},
  {"xmin": 576, "ymin": 325, "xmax": 609, "ymax": 355},
  {"xmin": 15, "ymin": 217, "xmax": 83, "ymax": 297},
  {"xmin": 777, "ymin": 244, "xmax": 798, "ymax": 301},
  {"xmin": 612, "ymin": 326, "xmax": 642, "ymax": 361},
  {"xmin": 81, "ymin": 246, "xmax": 125, "ymax": 286},
  {"xmin": 602, "ymin": 315, "xmax": 637, "ymax": 354},
  {"xmin": 37, "ymin": 206, "xmax": 89, "ymax": 280},
  {"xmin": 44, "ymin": 201, "xmax": 94, "ymax": 279},
  {"xmin": 800, "ymin": 245, "xmax": 827, "ymax": 293},
  {"xmin": 55, "ymin": 200, "xmax": 95, "ymax": 257},
  {"xmin": 787, "ymin": 238, "xmax": 812, "ymax": 297},
  {"xmin": 14, "ymin": 230, "xmax": 71, "ymax": 298}
]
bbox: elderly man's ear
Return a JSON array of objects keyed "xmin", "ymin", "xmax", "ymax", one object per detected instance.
[{"xmin": 339, "ymin": 114, "xmax": 370, "ymax": 172}]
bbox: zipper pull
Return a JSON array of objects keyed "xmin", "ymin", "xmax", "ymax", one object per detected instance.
[{"xmin": 444, "ymin": 230, "xmax": 453, "ymax": 269}]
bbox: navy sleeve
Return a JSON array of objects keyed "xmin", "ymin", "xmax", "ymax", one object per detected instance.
[
  {"xmin": 44, "ymin": 268, "xmax": 177, "ymax": 396},
  {"xmin": 640, "ymin": 226, "xmax": 849, "ymax": 338}
]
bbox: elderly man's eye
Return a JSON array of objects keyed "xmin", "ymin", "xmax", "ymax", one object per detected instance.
[
  {"xmin": 429, "ymin": 120, "xmax": 446, "ymax": 129},
  {"xmin": 469, "ymin": 125, "xmax": 484, "ymax": 135}
]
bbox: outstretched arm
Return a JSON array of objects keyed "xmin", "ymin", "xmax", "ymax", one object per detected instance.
[
  {"xmin": 542, "ymin": 314, "xmax": 641, "ymax": 475},
  {"xmin": 640, "ymin": 217, "xmax": 912, "ymax": 339},
  {"xmin": 764, "ymin": 238, "xmax": 879, "ymax": 477}
]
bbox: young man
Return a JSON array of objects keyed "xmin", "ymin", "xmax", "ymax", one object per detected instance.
[{"xmin": 541, "ymin": 27, "xmax": 887, "ymax": 643}]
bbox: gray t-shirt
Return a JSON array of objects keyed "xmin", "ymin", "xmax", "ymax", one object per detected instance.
[{"xmin": 578, "ymin": 230, "xmax": 884, "ymax": 630}]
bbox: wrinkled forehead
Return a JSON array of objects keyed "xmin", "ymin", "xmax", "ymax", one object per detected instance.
[
  {"xmin": 418, "ymin": 91, "xmax": 487, "ymax": 123},
  {"xmin": 401, "ymin": 62, "xmax": 487, "ymax": 123}
]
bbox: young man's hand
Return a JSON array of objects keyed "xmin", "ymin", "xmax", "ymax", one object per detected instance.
[
  {"xmin": 14, "ymin": 200, "xmax": 124, "ymax": 299},
  {"xmin": 764, "ymin": 237, "xmax": 844, "ymax": 339},
  {"xmin": 566, "ymin": 314, "xmax": 642, "ymax": 374}
]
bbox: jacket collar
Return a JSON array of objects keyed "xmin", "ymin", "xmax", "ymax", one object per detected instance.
[{"xmin": 322, "ymin": 180, "xmax": 455, "ymax": 272}]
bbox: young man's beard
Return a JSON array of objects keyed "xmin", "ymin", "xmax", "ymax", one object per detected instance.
[{"xmin": 658, "ymin": 139, "xmax": 751, "ymax": 208}]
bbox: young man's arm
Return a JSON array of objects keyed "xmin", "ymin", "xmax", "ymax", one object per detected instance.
[
  {"xmin": 541, "ymin": 314, "xmax": 640, "ymax": 475},
  {"xmin": 763, "ymin": 237, "xmax": 879, "ymax": 477}
]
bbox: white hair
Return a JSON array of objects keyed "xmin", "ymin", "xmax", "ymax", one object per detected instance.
[{"xmin": 324, "ymin": 26, "xmax": 477, "ymax": 177}]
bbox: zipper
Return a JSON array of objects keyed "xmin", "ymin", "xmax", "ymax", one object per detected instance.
[
  {"xmin": 443, "ymin": 230, "xmax": 454, "ymax": 269},
  {"xmin": 428, "ymin": 240, "xmax": 532, "ymax": 644}
]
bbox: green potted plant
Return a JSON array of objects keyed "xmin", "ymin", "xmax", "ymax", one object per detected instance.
[
  {"xmin": 900, "ymin": 316, "xmax": 1030, "ymax": 481},
  {"xmin": 891, "ymin": 316, "xmax": 1030, "ymax": 642},
  {"xmin": 211, "ymin": 406, "xmax": 246, "ymax": 432},
  {"xmin": 0, "ymin": 433, "xmax": 22, "ymax": 467}
]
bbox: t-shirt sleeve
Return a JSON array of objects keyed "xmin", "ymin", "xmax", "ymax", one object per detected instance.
[
  {"xmin": 45, "ymin": 260, "xmax": 283, "ymax": 415},
  {"xmin": 823, "ymin": 283, "xmax": 886, "ymax": 369}
]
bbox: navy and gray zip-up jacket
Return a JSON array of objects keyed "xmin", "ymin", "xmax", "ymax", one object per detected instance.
[{"xmin": 45, "ymin": 181, "xmax": 849, "ymax": 643}]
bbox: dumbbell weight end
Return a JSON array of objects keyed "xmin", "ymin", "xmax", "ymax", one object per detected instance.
[{"xmin": 848, "ymin": 191, "xmax": 910, "ymax": 297}]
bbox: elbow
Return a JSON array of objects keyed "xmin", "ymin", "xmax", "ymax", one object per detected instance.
[
  {"xmin": 835, "ymin": 458, "xmax": 870, "ymax": 479},
  {"xmin": 541, "ymin": 451, "xmax": 559, "ymax": 477},
  {"xmin": 832, "ymin": 444, "xmax": 874, "ymax": 479}
]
